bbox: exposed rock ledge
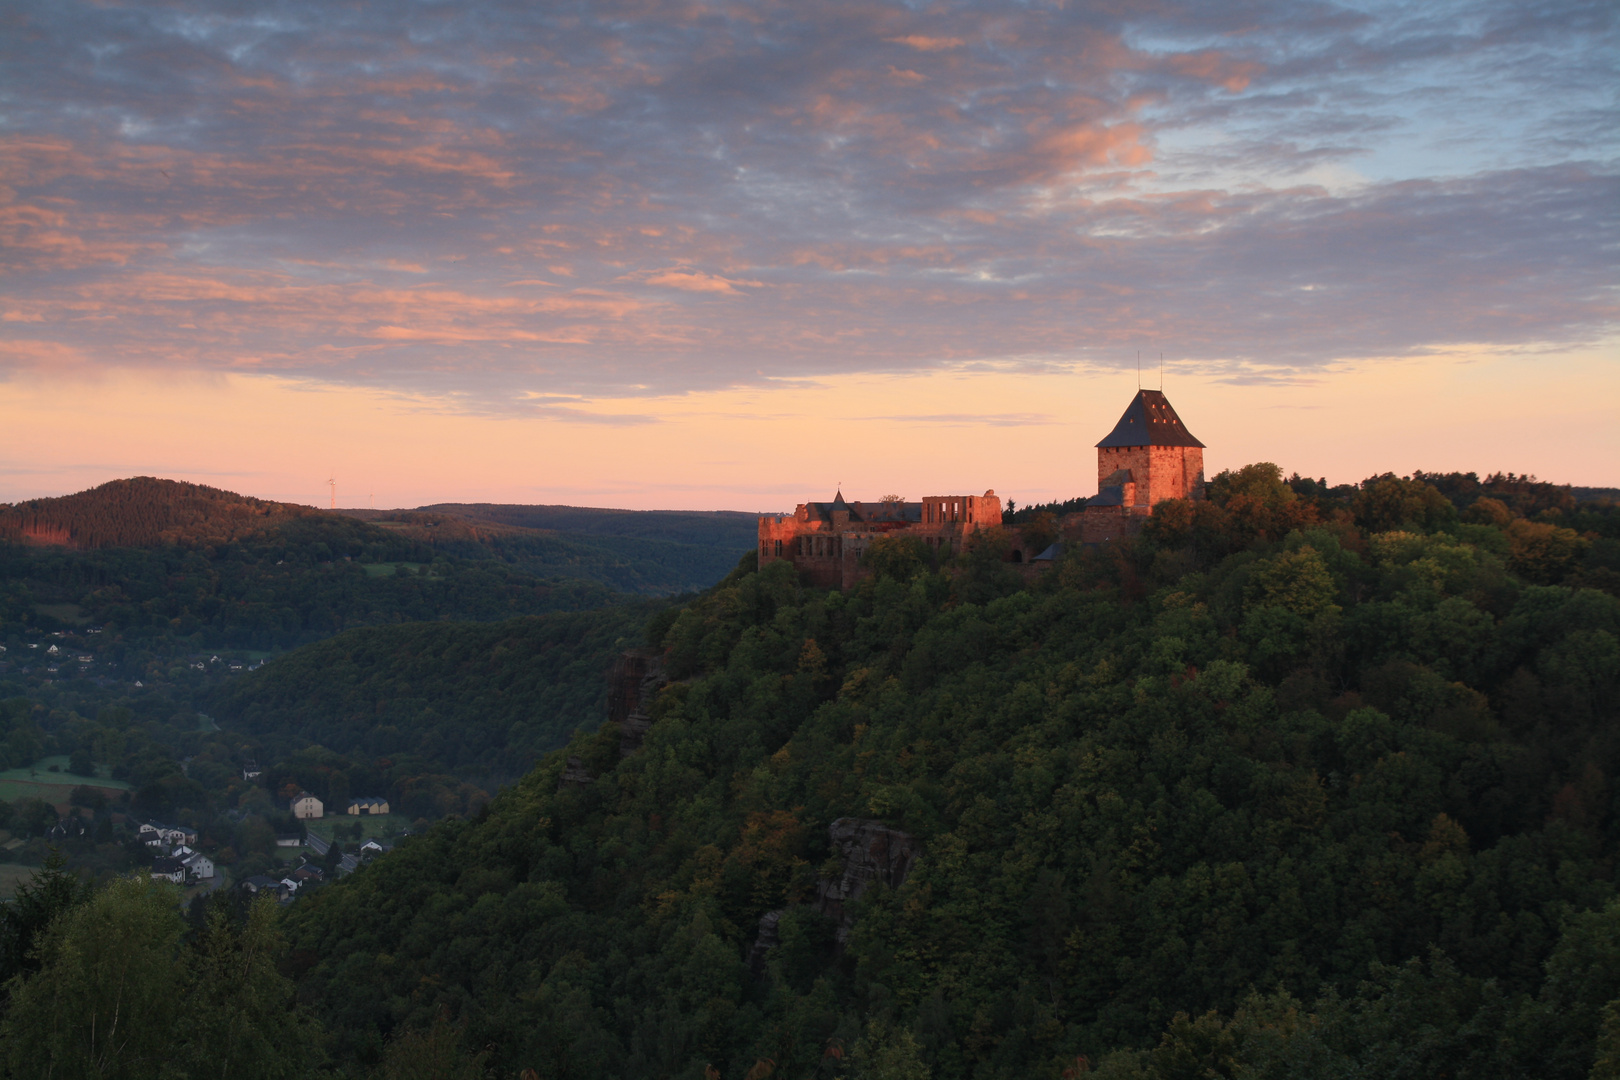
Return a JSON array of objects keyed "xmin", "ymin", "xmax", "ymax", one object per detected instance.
[
  {"xmin": 608, "ymin": 648, "xmax": 666, "ymax": 758},
  {"xmin": 812, "ymin": 817, "xmax": 920, "ymax": 934},
  {"xmin": 751, "ymin": 818, "xmax": 920, "ymax": 965}
]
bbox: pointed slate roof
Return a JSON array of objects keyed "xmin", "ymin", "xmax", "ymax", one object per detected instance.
[{"xmin": 1096, "ymin": 389, "xmax": 1205, "ymax": 449}]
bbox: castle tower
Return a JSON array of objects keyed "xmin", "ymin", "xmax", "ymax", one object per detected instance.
[{"xmin": 1093, "ymin": 389, "xmax": 1205, "ymax": 512}]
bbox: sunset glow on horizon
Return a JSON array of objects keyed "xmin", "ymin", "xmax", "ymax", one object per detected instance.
[{"xmin": 2, "ymin": 0, "xmax": 1615, "ymax": 509}]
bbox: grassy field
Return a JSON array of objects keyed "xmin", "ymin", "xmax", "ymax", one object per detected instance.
[
  {"xmin": 306, "ymin": 812, "xmax": 406, "ymax": 841},
  {"xmin": 361, "ymin": 562, "xmax": 425, "ymax": 578},
  {"xmin": 32, "ymin": 603, "xmax": 88, "ymax": 625},
  {"xmin": 0, "ymin": 756, "xmax": 130, "ymax": 792}
]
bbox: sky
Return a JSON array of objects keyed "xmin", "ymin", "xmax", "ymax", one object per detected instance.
[{"xmin": 1, "ymin": 0, "xmax": 1615, "ymax": 510}]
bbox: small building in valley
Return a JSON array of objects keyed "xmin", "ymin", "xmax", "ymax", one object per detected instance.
[{"xmin": 289, "ymin": 792, "xmax": 324, "ymax": 819}]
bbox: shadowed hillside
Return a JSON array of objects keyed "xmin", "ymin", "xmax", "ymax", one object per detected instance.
[{"xmin": 206, "ymin": 602, "xmax": 662, "ymax": 780}]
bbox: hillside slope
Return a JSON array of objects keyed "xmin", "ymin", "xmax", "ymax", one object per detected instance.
[
  {"xmin": 342, "ymin": 507, "xmax": 748, "ymax": 595},
  {"xmin": 284, "ymin": 467, "xmax": 1620, "ymax": 1079},
  {"xmin": 208, "ymin": 603, "xmax": 662, "ymax": 780}
]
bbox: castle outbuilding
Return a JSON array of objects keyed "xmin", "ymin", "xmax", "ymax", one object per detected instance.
[{"xmin": 1078, "ymin": 389, "xmax": 1205, "ymax": 542}]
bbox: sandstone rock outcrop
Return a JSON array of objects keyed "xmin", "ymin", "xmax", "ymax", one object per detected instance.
[
  {"xmin": 557, "ymin": 755, "xmax": 593, "ymax": 790},
  {"xmin": 608, "ymin": 648, "xmax": 666, "ymax": 758},
  {"xmin": 747, "ymin": 909, "xmax": 782, "ymax": 976},
  {"xmin": 813, "ymin": 817, "xmax": 920, "ymax": 945}
]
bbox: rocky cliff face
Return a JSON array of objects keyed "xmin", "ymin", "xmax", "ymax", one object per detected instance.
[
  {"xmin": 750, "ymin": 818, "xmax": 922, "ymax": 965},
  {"xmin": 608, "ymin": 648, "xmax": 666, "ymax": 758},
  {"xmin": 812, "ymin": 817, "xmax": 920, "ymax": 925},
  {"xmin": 557, "ymin": 755, "xmax": 594, "ymax": 790}
]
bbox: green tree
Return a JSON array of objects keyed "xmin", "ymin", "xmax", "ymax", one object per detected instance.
[
  {"xmin": 1246, "ymin": 546, "xmax": 1339, "ymax": 617},
  {"xmin": 853, "ymin": 1019, "xmax": 931, "ymax": 1080},
  {"xmin": 0, "ymin": 851, "xmax": 91, "ymax": 987},
  {"xmin": 1, "ymin": 875, "xmax": 184, "ymax": 1079},
  {"xmin": 1209, "ymin": 462, "xmax": 1295, "ymax": 508},
  {"xmin": 862, "ymin": 536, "xmax": 934, "ymax": 584},
  {"xmin": 373, "ymin": 1009, "xmax": 491, "ymax": 1080},
  {"xmin": 1354, "ymin": 474, "xmax": 1457, "ymax": 533},
  {"xmin": 171, "ymin": 896, "xmax": 326, "ymax": 1078}
]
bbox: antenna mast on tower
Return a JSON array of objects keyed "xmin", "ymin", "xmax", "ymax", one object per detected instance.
[{"xmin": 327, "ymin": 475, "xmax": 335, "ymax": 511}]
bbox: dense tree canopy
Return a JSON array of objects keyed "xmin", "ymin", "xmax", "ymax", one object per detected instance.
[
  {"xmin": 270, "ymin": 466, "xmax": 1620, "ymax": 1079},
  {"xmin": 209, "ymin": 604, "xmax": 663, "ymax": 780}
]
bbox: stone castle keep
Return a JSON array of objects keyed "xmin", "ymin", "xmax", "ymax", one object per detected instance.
[{"xmin": 758, "ymin": 388, "xmax": 1206, "ymax": 587}]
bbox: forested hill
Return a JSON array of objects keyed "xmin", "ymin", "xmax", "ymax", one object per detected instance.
[
  {"xmin": 280, "ymin": 466, "xmax": 1620, "ymax": 1079},
  {"xmin": 0, "ymin": 477, "xmax": 324, "ymax": 548},
  {"xmin": 340, "ymin": 505, "xmax": 753, "ymax": 595},
  {"xmin": 414, "ymin": 502, "xmax": 761, "ymax": 549},
  {"xmin": 207, "ymin": 603, "xmax": 660, "ymax": 784}
]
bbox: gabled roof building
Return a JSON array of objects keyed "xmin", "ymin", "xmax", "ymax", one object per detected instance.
[{"xmin": 1078, "ymin": 389, "xmax": 1206, "ymax": 543}]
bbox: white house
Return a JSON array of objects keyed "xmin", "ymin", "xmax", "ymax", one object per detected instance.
[
  {"xmin": 141, "ymin": 821, "xmax": 198, "ymax": 847},
  {"xmin": 289, "ymin": 792, "xmax": 324, "ymax": 819},
  {"xmin": 180, "ymin": 851, "xmax": 215, "ymax": 880},
  {"xmin": 150, "ymin": 857, "xmax": 186, "ymax": 884},
  {"xmin": 241, "ymin": 875, "xmax": 288, "ymax": 900}
]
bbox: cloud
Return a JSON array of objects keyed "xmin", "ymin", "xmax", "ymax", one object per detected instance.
[
  {"xmin": 0, "ymin": 0, "xmax": 1610, "ymax": 409},
  {"xmin": 641, "ymin": 270, "xmax": 764, "ymax": 294},
  {"xmin": 888, "ymin": 35, "xmax": 965, "ymax": 52}
]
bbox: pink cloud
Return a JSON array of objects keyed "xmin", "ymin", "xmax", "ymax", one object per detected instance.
[{"xmin": 642, "ymin": 270, "xmax": 764, "ymax": 294}]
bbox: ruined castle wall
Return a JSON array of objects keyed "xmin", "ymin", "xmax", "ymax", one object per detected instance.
[{"xmin": 759, "ymin": 493, "xmax": 1001, "ymax": 588}]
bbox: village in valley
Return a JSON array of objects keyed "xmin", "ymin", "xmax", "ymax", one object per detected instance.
[
  {"xmin": 0, "ymin": 751, "xmax": 410, "ymax": 906},
  {"xmin": 139, "ymin": 786, "xmax": 401, "ymax": 903}
]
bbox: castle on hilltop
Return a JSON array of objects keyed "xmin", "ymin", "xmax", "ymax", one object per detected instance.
[
  {"xmin": 757, "ymin": 387, "xmax": 1206, "ymax": 587},
  {"xmin": 1079, "ymin": 388, "xmax": 1205, "ymax": 542},
  {"xmin": 758, "ymin": 491, "xmax": 1005, "ymax": 590}
]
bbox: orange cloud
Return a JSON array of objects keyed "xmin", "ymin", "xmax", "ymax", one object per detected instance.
[
  {"xmin": 889, "ymin": 35, "xmax": 965, "ymax": 52},
  {"xmin": 1166, "ymin": 50, "xmax": 1264, "ymax": 94}
]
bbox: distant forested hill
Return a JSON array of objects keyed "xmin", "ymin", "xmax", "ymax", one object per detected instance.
[
  {"xmin": 343, "ymin": 502, "xmax": 761, "ymax": 593},
  {"xmin": 416, "ymin": 502, "xmax": 762, "ymax": 548},
  {"xmin": 340, "ymin": 507, "xmax": 749, "ymax": 595},
  {"xmin": 0, "ymin": 477, "xmax": 321, "ymax": 548},
  {"xmin": 283, "ymin": 465, "xmax": 1620, "ymax": 1080},
  {"xmin": 207, "ymin": 603, "xmax": 659, "ymax": 780}
]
